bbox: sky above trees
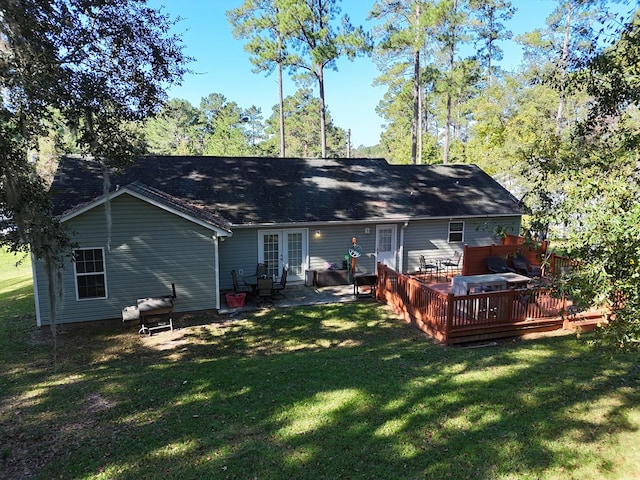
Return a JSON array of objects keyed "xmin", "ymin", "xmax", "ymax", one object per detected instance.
[{"xmin": 145, "ymin": 0, "xmax": 599, "ymax": 148}]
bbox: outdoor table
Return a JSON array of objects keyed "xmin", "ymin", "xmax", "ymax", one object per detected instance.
[
  {"xmin": 244, "ymin": 274, "xmax": 273, "ymax": 293},
  {"xmin": 243, "ymin": 275, "xmax": 258, "ymax": 288}
]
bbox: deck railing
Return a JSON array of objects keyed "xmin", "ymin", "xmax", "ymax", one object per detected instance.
[{"xmin": 377, "ymin": 263, "xmax": 568, "ymax": 344}]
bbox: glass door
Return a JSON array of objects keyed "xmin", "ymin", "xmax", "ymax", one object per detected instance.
[
  {"xmin": 258, "ymin": 229, "xmax": 308, "ymax": 282},
  {"xmin": 375, "ymin": 224, "xmax": 397, "ymax": 271},
  {"xmin": 261, "ymin": 232, "xmax": 281, "ymax": 279}
]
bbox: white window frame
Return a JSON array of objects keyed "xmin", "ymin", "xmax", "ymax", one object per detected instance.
[
  {"xmin": 73, "ymin": 247, "xmax": 108, "ymax": 300},
  {"xmin": 448, "ymin": 221, "xmax": 464, "ymax": 243}
]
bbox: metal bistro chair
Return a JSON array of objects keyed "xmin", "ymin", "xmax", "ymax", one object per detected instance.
[
  {"xmin": 442, "ymin": 251, "xmax": 462, "ymax": 278},
  {"xmin": 272, "ymin": 267, "xmax": 288, "ymax": 299},
  {"xmin": 256, "ymin": 277, "xmax": 274, "ymax": 307},
  {"xmin": 231, "ymin": 269, "xmax": 252, "ymax": 295},
  {"xmin": 418, "ymin": 255, "xmax": 439, "ymax": 280}
]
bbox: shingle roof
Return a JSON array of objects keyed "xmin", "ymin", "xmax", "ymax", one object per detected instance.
[
  {"xmin": 124, "ymin": 182, "xmax": 232, "ymax": 232},
  {"xmin": 50, "ymin": 155, "xmax": 524, "ymax": 226}
]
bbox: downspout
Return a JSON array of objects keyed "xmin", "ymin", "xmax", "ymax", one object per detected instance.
[
  {"xmin": 399, "ymin": 220, "xmax": 409, "ymax": 273},
  {"xmin": 213, "ymin": 234, "xmax": 221, "ymax": 310}
]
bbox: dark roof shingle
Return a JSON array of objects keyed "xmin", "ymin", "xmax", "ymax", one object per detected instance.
[{"xmin": 50, "ymin": 155, "xmax": 523, "ymax": 225}]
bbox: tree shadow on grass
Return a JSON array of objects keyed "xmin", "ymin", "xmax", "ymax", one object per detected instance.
[{"xmin": 1, "ymin": 303, "xmax": 639, "ymax": 479}]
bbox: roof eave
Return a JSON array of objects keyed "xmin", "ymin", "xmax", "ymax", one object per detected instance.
[{"xmin": 58, "ymin": 187, "xmax": 233, "ymax": 236}]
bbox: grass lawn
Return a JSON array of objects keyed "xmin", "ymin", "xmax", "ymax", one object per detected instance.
[{"xmin": 1, "ymin": 249, "xmax": 639, "ymax": 479}]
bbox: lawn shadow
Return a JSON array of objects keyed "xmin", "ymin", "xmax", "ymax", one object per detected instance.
[{"xmin": 1, "ymin": 302, "xmax": 639, "ymax": 479}]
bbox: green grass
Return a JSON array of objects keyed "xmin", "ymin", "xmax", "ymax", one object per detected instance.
[{"xmin": 1, "ymin": 249, "xmax": 639, "ymax": 479}]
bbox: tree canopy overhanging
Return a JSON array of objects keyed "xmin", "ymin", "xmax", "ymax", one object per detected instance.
[
  {"xmin": 1, "ymin": 0, "xmax": 188, "ymax": 336},
  {"xmin": 0, "ymin": 0, "xmax": 188, "ymax": 258}
]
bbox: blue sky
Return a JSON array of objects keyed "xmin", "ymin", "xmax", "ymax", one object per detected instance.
[{"xmin": 145, "ymin": 1, "xmax": 604, "ymax": 148}]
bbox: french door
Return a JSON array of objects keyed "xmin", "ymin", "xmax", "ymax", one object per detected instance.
[{"xmin": 258, "ymin": 229, "xmax": 308, "ymax": 282}]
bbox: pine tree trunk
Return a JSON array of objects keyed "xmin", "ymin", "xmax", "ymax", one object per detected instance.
[
  {"xmin": 318, "ymin": 66, "xmax": 327, "ymax": 158},
  {"xmin": 278, "ymin": 61, "xmax": 286, "ymax": 157},
  {"xmin": 411, "ymin": 48, "xmax": 420, "ymax": 165},
  {"xmin": 556, "ymin": 1, "xmax": 572, "ymax": 136}
]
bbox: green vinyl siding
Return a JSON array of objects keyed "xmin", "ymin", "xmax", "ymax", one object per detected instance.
[
  {"xmin": 402, "ymin": 217, "xmax": 521, "ymax": 274},
  {"xmin": 35, "ymin": 194, "xmax": 218, "ymax": 325},
  {"xmin": 308, "ymin": 225, "xmax": 377, "ymax": 275},
  {"xmin": 218, "ymin": 228, "xmax": 259, "ymax": 290},
  {"xmin": 33, "ymin": 190, "xmax": 522, "ymax": 325}
]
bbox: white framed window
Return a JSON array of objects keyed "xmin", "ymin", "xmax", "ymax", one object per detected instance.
[
  {"xmin": 448, "ymin": 221, "xmax": 464, "ymax": 243},
  {"xmin": 73, "ymin": 248, "xmax": 107, "ymax": 300}
]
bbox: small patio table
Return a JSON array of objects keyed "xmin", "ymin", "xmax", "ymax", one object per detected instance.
[{"xmin": 244, "ymin": 274, "xmax": 274, "ymax": 296}]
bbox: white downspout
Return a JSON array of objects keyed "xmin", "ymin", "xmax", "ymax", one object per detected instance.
[
  {"xmin": 213, "ymin": 234, "xmax": 221, "ymax": 309},
  {"xmin": 399, "ymin": 220, "xmax": 409, "ymax": 273}
]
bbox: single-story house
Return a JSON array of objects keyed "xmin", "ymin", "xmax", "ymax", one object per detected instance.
[{"xmin": 33, "ymin": 155, "xmax": 524, "ymax": 326}]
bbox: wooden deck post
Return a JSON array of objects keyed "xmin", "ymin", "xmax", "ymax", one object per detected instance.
[
  {"xmin": 507, "ymin": 288, "xmax": 516, "ymax": 323},
  {"xmin": 445, "ymin": 293, "xmax": 455, "ymax": 344}
]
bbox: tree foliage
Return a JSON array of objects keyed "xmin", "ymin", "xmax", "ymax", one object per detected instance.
[
  {"xmin": 144, "ymin": 95, "xmax": 266, "ymax": 157},
  {"xmin": 1, "ymin": 0, "xmax": 187, "ymax": 246},
  {"xmin": 145, "ymin": 99, "xmax": 205, "ymax": 155},
  {"xmin": 227, "ymin": 0, "xmax": 289, "ymax": 157},
  {"xmin": 0, "ymin": 0, "xmax": 187, "ymax": 334},
  {"xmin": 547, "ymin": 8, "xmax": 640, "ymax": 351},
  {"xmin": 263, "ymin": 88, "xmax": 347, "ymax": 157},
  {"xmin": 371, "ymin": 0, "xmax": 433, "ymax": 164},
  {"xmin": 277, "ymin": 0, "xmax": 371, "ymax": 158}
]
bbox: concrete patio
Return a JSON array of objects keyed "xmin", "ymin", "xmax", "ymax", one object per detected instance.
[{"xmin": 218, "ymin": 283, "xmax": 365, "ymax": 314}]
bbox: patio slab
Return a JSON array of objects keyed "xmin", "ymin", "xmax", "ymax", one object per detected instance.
[{"xmin": 219, "ymin": 284, "xmax": 360, "ymax": 313}]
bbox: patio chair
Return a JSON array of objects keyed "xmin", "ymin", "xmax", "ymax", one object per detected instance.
[
  {"xmin": 511, "ymin": 253, "xmax": 542, "ymax": 277},
  {"xmin": 256, "ymin": 277, "xmax": 274, "ymax": 307},
  {"xmin": 442, "ymin": 251, "xmax": 462, "ymax": 278},
  {"xmin": 418, "ymin": 255, "xmax": 438, "ymax": 279},
  {"xmin": 486, "ymin": 255, "xmax": 515, "ymax": 274},
  {"xmin": 255, "ymin": 262, "xmax": 268, "ymax": 277},
  {"xmin": 231, "ymin": 269, "xmax": 251, "ymax": 295},
  {"xmin": 272, "ymin": 267, "xmax": 288, "ymax": 299}
]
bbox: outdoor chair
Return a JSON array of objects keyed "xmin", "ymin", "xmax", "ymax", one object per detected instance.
[
  {"xmin": 272, "ymin": 267, "xmax": 288, "ymax": 299},
  {"xmin": 418, "ymin": 255, "xmax": 438, "ymax": 280},
  {"xmin": 256, "ymin": 277, "xmax": 274, "ymax": 307},
  {"xmin": 255, "ymin": 262, "xmax": 268, "ymax": 277},
  {"xmin": 486, "ymin": 255, "xmax": 515, "ymax": 274},
  {"xmin": 511, "ymin": 253, "xmax": 542, "ymax": 277},
  {"xmin": 231, "ymin": 269, "xmax": 252, "ymax": 295},
  {"xmin": 442, "ymin": 251, "xmax": 462, "ymax": 278}
]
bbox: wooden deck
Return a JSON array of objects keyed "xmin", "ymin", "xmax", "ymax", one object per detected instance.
[{"xmin": 376, "ymin": 264, "xmax": 606, "ymax": 345}]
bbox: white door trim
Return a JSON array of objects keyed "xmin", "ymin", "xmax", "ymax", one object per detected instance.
[
  {"xmin": 375, "ymin": 224, "xmax": 397, "ymax": 272},
  {"xmin": 258, "ymin": 229, "xmax": 308, "ymax": 282}
]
